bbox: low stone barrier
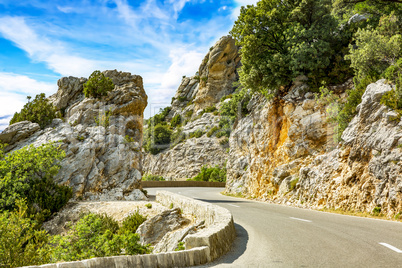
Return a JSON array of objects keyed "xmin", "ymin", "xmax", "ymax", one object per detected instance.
[
  {"xmin": 156, "ymin": 191, "xmax": 236, "ymax": 261},
  {"xmin": 23, "ymin": 191, "xmax": 236, "ymax": 268},
  {"xmin": 142, "ymin": 181, "xmax": 225, "ymax": 188}
]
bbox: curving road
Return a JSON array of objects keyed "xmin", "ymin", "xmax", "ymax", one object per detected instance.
[{"xmin": 145, "ymin": 187, "xmax": 402, "ymax": 268}]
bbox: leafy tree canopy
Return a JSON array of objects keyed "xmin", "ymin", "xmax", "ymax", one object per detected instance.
[
  {"xmin": 10, "ymin": 93, "xmax": 58, "ymax": 129},
  {"xmin": 231, "ymin": 0, "xmax": 351, "ymax": 96},
  {"xmin": 0, "ymin": 142, "xmax": 72, "ymax": 223},
  {"xmin": 83, "ymin": 70, "xmax": 115, "ymax": 98}
]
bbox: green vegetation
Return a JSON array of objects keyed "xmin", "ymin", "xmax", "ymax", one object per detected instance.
[
  {"xmin": 146, "ymin": 106, "xmax": 172, "ymax": 126},
  {"xmin": 0, "ymin": 200, "xmax": 53, "ymax": 268},
  {"xmin": 170, "ymin": 127, "xmax": 186, "ymax": 148},
  {"xmin": 217, "ymin": 87, "xmax": 251, "ymax": 137},
  {"xmin": 0, "ymin": 143, "xmax": 72, "ymax": 224},
  {"xmin": 143, "ymin": 123, "xmax": 172, "ymax": 154},
  {"xmin": 206, "ymin": 126, "xmax": 219, "ymax": 137},
  {"xmin": 188, "ymin": 165, "xmax": 226, "ymax": 183},
  {"xmin": 10, "ymin": 93, "xmax": 58, "ymax": 129},
  {"xmin": 51, "ymin": 212, "xmax": 150, "ymax": 262},
  {"xmin": 177, "ymin": 96, "xmax": 187, "ymax": 102},
  {"xmin": 185, "ymin": 109, "xmax": 194, "ymax": 118},
  {"xmin": 231, "ymin": 0, "xmax": 353, "ymax": 95},
  {"xmin": 189, "ymin": 129, "xmax": 205, "ymax": 139},
  {"xmin": 95, "ymin": 110, "xmax": 112, "ymax": 128},
  {"xmin": 372, "ymin": 206, "xmax": 382, "ymax": 216},
  {"xmin": 83, "ymin": 70, "xmax": 114, "ymax": 98},
  {"xmin": 175, "ymin": 242, "xmax": 185, "ymax": 251},
  {"xmin": 200, "ymin": 106, "xmax": 217, "ymax": 116},
  {"xmin": 170, "ymin": 114, "xmax": 182, "ymax": 128},
  {"xmin": 142, "ymin": 174, "xmax": 165, "ymax": 181},
  {"xmin": 381, "ymin": 58, "xmax": 402, "ymax": 117},
  {"xmin": 145, "ymin": 203, "xmax": 152, "ymax": 209},
  {"xmin": 124, "ymin": 135, "xmax": 135, "ymax": 143}
]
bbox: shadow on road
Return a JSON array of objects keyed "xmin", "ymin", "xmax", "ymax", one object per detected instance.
[{"xmin": 194, "ymin": 199, "xmax": 251, "ymax": 204}]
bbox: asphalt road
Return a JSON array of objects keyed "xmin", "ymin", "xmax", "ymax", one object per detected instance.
[{"xmin": 145, "ymin": 187, "xmax": 402, "ymax": 268}]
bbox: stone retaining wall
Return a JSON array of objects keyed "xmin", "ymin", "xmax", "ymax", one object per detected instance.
[
  {"xmin": 23, "ymin": 191, "xmax": 236, "ymax": 268},
  {"xmin": 156, "ymin": 191, "xmax": 236, "ymax": 261}
]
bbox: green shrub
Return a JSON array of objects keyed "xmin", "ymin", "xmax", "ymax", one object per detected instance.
[
  {"xmin": 188, "ymin": 165, "xmax": 226, "ymax": 183},
  {"xmin": 143, "ymin": 124, "xmax": 172, "ymax": 154},
  {"xmin": 145, "ymin": 203, "xmax": 152, "ymax": 209},
  {"xmin": 177, "ymin": 96, "xmax": 187, "ymax": 102},
  {"xmin": 189, "ymin": 130, "xmax": 204, "ymax": 139},
  {"xmin": 0, "ymin": 199, "xmax": 52, "ymax": 267},
  {"xmin": 381, "ymin": 58, "xmax": 402, "ymax": 117},
  {"xmin": 207, "ymin": 126, "xmax": 219, "ymax": 137},
  {"xmin": 346, "ymin": 13, "xmax": 402, "ymax": 81},
  {"xmin": 124, "ymin": 135, "xmax": 135, "ymax": 143},
  {"xmin": 142, "ymin": 174, "xmax": 165, "ymax": 181},
  {"xmin": 146, "ymin": 106, "xmax": 172, "ymax": 126},
  {"xmin": 120, "ymin": 211, "xmax": 147, "ymax": 233},
  {"xmin": 10, "ymin": 93, "xmax": 58, "ymax": 129},
  {"xmin": 52, "ymin": 213, "xmax": 150, "ymax": 262},
  {"xmin": 185, "ymin": 110, "xmax": 194, "ymax": 118},
  {"xmin": 83, "ymin": 70, "xmax": 114, "ymax": 98},
  {"xmin": 200, "ymin": 106, "xmax": 217, "ymax": 116},
  {"xmin": 170, "ymin": 114, "xmax": 182, "ymax": 128},
  {"xmin": 219, "ymin": 88, "xmax": 251, "ymax": 135},
  {"xmin": 175, "ymin": 242, "xmax": 185, "ymax": 251},
  {"xmin": 372, "ymin": 206, "xmax": 382, "ymax": 216},
  {"xmin": 0, "ymin": 143, "xmax": 72, "ymax": 223}
]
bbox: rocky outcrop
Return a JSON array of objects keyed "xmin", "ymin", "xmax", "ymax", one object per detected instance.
[
  {"xmin": 169, "ymin": 35, "xmax": 240, "ymax": 119},
  {"xmin": 136, "ymin": 208, "xmax": 190, "ymax": 246},
  {"xmin": 143, "ymin": 113, "xmax": 228, "ymax": 180},
  {"xmin": 142, "ymin": 36, "xmax": 239, "ymax": 180},
  {"xmin": 226, "ymin": 79, "xmax": 402, "ymax": 217},
  {"xmin": 0, "ymin": 70, "xmax": 148, "ymax": 201}
]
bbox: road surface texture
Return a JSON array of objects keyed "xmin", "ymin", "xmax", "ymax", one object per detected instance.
[{"xmin": 145, "ymin": 187, "xmax": 402, "ymax": 268}]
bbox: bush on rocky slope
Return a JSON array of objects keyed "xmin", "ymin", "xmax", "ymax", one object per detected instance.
[
  {"xmin": 0, "ymin": 143, "xmax": 72, "ymax": 224},
  {"xmin": 83, "ymin": 70, "xmax": 115, "ymax": 98},
  {"xmin": 51, "ymin": 213, "xmax": 150, "ymax": 262},
  {"xmin": 10, "ymin": 93, "xmax": 58, "ymax": 129}
]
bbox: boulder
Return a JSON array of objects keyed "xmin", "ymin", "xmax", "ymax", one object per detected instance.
[{"xmin": 136, "ymin": 208, "xmax": 190, "ymax": 246}]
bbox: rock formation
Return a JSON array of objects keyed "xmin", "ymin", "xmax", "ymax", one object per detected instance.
[
  {"xmin": 0, "ymin": 70, "xmax": 148, "ymax": 201},
  {"xmin": 225, "ymin": 79, "xmax": 402, "ymax": 217},
  {"xmin": 142, "ymin": 36, "xmax": 239, "ymax": 180}
]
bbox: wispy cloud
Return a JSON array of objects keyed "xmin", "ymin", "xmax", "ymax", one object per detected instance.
[
  {"xmin": 0, "ymin": 0, "xmax": 241, "ymax": 123},
  {"xmin": 0, "ymin": 72, "xmax": 56, "ymax": 130}
]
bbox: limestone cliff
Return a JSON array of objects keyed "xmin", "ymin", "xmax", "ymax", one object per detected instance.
[
  {"xmin": 0, "ymin": 70, "xmax": 148, "ymax": 201},
  {"xmin": 142, "ymin": 36, "xmax": 239, "ymax": 180},
  {"xmin": 225, "ymin": 79, "xmax": 402, "ymax": 218}
]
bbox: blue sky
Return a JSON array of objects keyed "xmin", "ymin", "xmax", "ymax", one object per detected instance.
[{"xmin": 0, "ymin": 0, "xmax": 258, "ymax": 131}]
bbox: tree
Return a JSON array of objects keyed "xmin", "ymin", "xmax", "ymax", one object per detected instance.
[
  {"xmin": 83, "ymin": 70, "xmax": 115, "ymax": 98},
  {"xmin": 143, "ymin": 124, "xmax": 172, "ymax": 154},
  {"xmin": 0, "ymin": 143, "xmax": 72, "ymax": 223},
  {"xmin": 346, "ymin": 12, "xmax": 402, "ymax": 80},
  {"xmin": 0, "ymin": 200, "xmax": 52, "ymax": 267},
  {"xmin": 231, "ymin": 0, "xmax": 350, "ymax": 95},
  {"xmin": 10, "ymin": 93, "xmax": 58, "ymax": 129}
]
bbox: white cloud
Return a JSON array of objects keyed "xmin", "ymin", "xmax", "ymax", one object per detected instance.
[
  {"xmin": 0, "ymin": 16, "xmax": 97, "ymax": 77},
  {"xmin": 0, "ymin": 72, "xmax": 57, "ymax": 123}
]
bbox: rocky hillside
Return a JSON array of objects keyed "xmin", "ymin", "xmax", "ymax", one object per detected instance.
[
  {"xmin": 0, "ymin": 70, "xmax": 148, "ymax": 201},
  {"xmin": 225, "ymin": 79, "xmax": 402, "ymax": 217},
  {"xmin": 142, "ymin": 35, "xmax": 240, "ymax": 180}
]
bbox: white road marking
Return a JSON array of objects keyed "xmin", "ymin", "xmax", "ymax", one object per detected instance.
[
  {"xmin": 289, "ymin": 217, "xmax": 312, "ymax": 223},
  {"xmin": 379, "ymin": 243, "xmax": 402, "ymax": 253},
  {"xmin": 227, "ymin": 204, "xmax": 240, "ymax": 208}
]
